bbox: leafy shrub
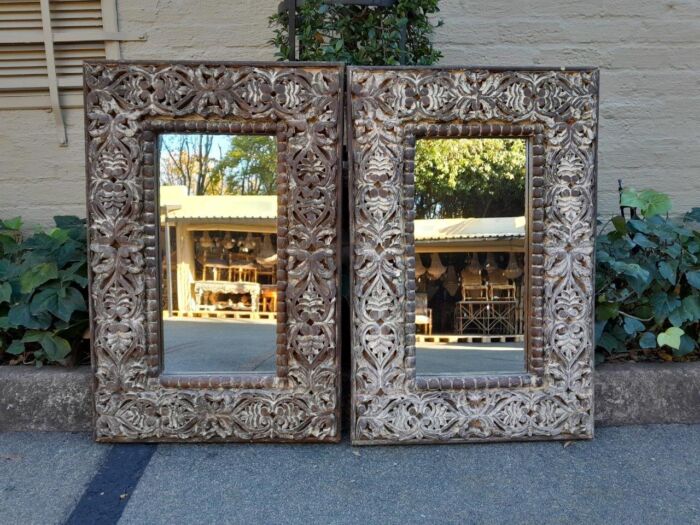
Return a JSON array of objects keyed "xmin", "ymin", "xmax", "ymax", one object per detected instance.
[
  {"xmin": 596, "ymin": 188, "xmax": 700, "ymax": 362},
  {"xmin": 269, "ymin": 0, "xmax": 442, "ymax": 65},
  {"xmin": 0, "ymin": 216, "xmax": 89, "ymax": 365}
]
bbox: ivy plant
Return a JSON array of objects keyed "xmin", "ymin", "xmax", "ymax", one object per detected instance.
[
  {"xmin": 0, "ymin": 216, "xmax": 89, "ymax": 366},
  {"xmin": 595, "ymin": 188, "xmax": 700, "ymax": 363},
  {"xmin": 269, "ymin": 0, "xmax": 442, "ymax": 65}
]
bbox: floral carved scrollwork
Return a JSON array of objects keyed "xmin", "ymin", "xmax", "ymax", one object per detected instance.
[
  {"xmin": 85, "ymin": 62, "xmax": 342, "ymax": 442},
  {"xmin": 349, "ymin": 67, "xmax": 599, "ymax": 444}
]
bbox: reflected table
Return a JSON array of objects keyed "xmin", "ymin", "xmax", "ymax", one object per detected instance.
[
  {"xmin": 455, "ymin": 300, "xmax": 519, "ymax": 335},
  {"xmin": 194, "ymin": 280, "xmax": 261, "ymax": 312}
]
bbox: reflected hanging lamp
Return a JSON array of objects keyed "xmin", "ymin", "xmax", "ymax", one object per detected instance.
[
  {"xmin": 426, "ymin": 253, "xmax": 446, "ymax": 280},
  {"xmin": 223, "ymin": 232, "xmax": 234, "ymax": 250},
  {"xmin": 486, "ymin": 252, "xmax": 498, "ymax": 270},
  {"xmin": 200, "ymin": 231, "xmax": 214, "ymax": 249},
  {"xmin": 503, "ymin": 253, "xmax": 523, "ymax": 280},
  {"xmin": 415, "ymin": 253, "xmax": 427, "ymax": 279},
  {"xmin": 444, "ymin": 265, "xmax": 460, "ymax": 296}
]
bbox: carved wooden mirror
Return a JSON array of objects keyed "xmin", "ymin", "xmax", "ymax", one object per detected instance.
[
  {"xmin": 85, "ymin": 61, "xmax": 343, "ymax": 442},
  {"xmin": 348, "ymin": 66, "xmax": 599, "ymax": 444}
]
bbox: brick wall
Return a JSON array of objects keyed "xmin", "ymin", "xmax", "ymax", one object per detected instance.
[{"xmin": 1, "ymin": 0, "xmax": 698, "ymax": 226}]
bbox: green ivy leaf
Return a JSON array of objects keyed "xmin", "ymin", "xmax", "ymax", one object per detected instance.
[
  {"xmin": 632, "ymin": 233, "xmax": 656, "ymax": 249},
  {"xmin": 676, "ymin": 335, "xmax": 696, "ymax": 356},
  {"xmin": 0, "ymin": 282, "xmax": 11, "ymax": 303},
  {"xmin": 6, "ymin": 340, "xmax": 25, "ymax": 355},
  {"xmin": 611, "ymin": 215, "xmax": 627, "ymax": 234},
  {"xmin": 54, "ymin": 287, "xmax": 86, "ymax": 322},
  {"xmin": 681, "ymin": 295, "xmax": 700, "ymax": 321},
  {"xmin": 53, "ymin": 216, "xmax": 84, "ymax": 229},
  {"xmin": 41, "ymin": 334, "xmax": 72, "ymax": 361},
  {"xmin": 596, "ymin": 302, "xmax": 619, "ymax": 321},
  {"xmin": 642, "ymin": 190, "xmax": 672, "ymax": 217},
  {"xmin": 19, "ymin": 262, "xmax": 58, "ymax": 294},
  {"xmin": 8, "ymin": 303, "xmax": 51, "ymax": 330},
  {"xmin": 595, "ymin": 319, "xmax": 607, "ymax": 343},
  {"xmin": 621, "ymin": 188, "xmax": 672, "ymax": 218},
  {"xmin": 598, "ymin": 332, "xmax": 625, "ymax": 353},
  {"xmin": 668, "ymin": 304, "xmax": 690, "ymax": 327},
  {"xmin": 686, "ymin": 270, "xmax": 700, "ymax": 289},
  {"xmin": 30, "ymin": 286, "xmax": 58, "ymax": 315},
  {"xmin": 19, "ymin": 331, "xmax": 72, "ymax": 362},
  {"xmin": 628, "ymin": 219, "xmax": 649, "ymax": 233},
  {"xmin": 657, "ymin": 261, "xmax": 676, "ymax": 284},
  {"xmin": 622, "ymin": 316, "xmax": 645, "ymax": 335},
  {"xmin": 657, "ymin": 326, "xmax": 684, "ymax": 350},
  {"xmin": 611, "ymin": 262, "xmax": 652, "ymax": 295},
  {"xmin": 639, "ymin": 331, "xmax": 657, "ymax": 349},
  {"xmin": 650, "ymin": 292, "xmax": 682, "ymax": 322},
  {"xmin": 684, "ymin": 207, "xmax": 700, "ymax": 223},
  {"xmin": 1, "ymin": 217, "xmax": 22, "ymax": 230}
]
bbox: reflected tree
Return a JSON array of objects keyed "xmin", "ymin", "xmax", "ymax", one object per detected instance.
[
  {"xmin": 213, "ymin": 135, "xmax": 277, "ymax": 195},
  {"xmin": 414, "ymin": 138, "xmax": 526, "ymax": 219},
  {"xmin": 160, "ymin": 134, "xmax": 216, "ymax": 195}
]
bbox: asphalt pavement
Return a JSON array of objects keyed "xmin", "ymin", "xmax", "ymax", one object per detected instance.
[{"xmin": 1, "ymin": 424, "xmax": 699, "ymax": 524}]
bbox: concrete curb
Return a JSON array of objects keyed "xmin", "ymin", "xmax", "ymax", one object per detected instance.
[
  {"xmin": 1, "ymin": 362, "xmax": 698, "ymax": 432},
  {"xmin": 594, "ymin": 361, "xmax": 700, "ymax": 426},
  {"xmin": 0, "ymin": 366, "xmax": 92, "ymax": 432}
]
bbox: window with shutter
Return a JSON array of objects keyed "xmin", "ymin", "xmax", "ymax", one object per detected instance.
[{"xmin": 0, "ymin": 0, "xmax": 144, "ymax": 145}]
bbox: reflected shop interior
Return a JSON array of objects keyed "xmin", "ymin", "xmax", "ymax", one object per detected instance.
[
  {"xmin": 158, "ymin": 134, "xmax": 527, "ymax": 377},
  {"xmin": 413, "ymin": 137, "xmax": 527, "ymax": 376},
  {"xmin": 159, "ymin": 133, "xmax": 279, "ymax": 374}
]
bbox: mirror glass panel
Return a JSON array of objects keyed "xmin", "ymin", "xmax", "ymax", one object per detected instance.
[
  {"xmin": 413, "ymin": 138, "xmax": 527, "ymax": 376},
  {"xmin": 159, "ymin": 133, "xmax": 278, "ymax": 374}
]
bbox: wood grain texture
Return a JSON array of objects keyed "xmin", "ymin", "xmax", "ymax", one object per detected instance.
[
  {"xmin": 84, "ymin": 61, "xmax": 343, "ymax": 442},
  {"xmin": 348, "ymin": 67, "xmax": 599, "ymax": 444}
]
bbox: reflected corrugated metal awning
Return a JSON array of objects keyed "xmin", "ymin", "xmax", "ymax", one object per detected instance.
[
  {"xmin": 160, "ymin": 186, "xmax": 277, "ymax": 220},
  {"xmin": 415, "ymin": 216, "xmax": 525, "ymax": 241}
]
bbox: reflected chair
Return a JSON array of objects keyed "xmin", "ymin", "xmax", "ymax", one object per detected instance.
[
  {"xmin": 487, "ymin": 268, "xmax": 516, "ymax": 300},
  {"xmin": 202, "ymin": 258, "xmax": 229, "ymax": 281},
  {"xmin": 229, "ymin": 263, "xmax": 258, "ymax": 282},
  {"xmin": 415, "ymin": 292, "xmax": 433, "ymax": 335},
  {"xmin": 460, "ymin": 267, "xmax": 488, "ymax": 301},
  {"xmin": 261, "ymin": 284, "xmax": 277, "ymax": 313}
]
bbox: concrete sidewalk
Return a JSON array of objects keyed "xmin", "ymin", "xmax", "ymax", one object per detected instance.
[{"xmin": 1, "ymin": 425, "xmax": 699, "ymax": 525}]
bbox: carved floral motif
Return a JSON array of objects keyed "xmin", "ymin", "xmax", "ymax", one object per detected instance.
[
  {"xmin": 349, "ymin": 67, "xmax": 599, "ymax": 443},
  {"xmin": 85, "ymin": 62, "xmax": 342, "ymax": 442}
]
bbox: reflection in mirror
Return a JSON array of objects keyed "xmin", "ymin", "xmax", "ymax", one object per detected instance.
[
  {"xmin": 159, "ymin": 133, "xmax": 278, "ymax": 374},
  {"xmin": 413, "ymin": 138, "xmax": 527, "ymax": 376}
]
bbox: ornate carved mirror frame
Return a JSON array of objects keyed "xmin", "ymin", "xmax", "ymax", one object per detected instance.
[
  {"xmin": 84, "ymin": 61, "xmax": 343, "ymax": 442},
  {"xmin": 348, "ymin": 66, "xmax": 599, "ymax": 444}
]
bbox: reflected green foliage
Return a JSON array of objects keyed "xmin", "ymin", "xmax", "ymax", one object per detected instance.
[
  {"xmin": 414, "ymin": 138, "xmax": 526, "ymax": 219},
  {"xmin": 212, "ymin": 135, "xmax": 277, "ymax": 195},
  {"xmin": 596, "ymin": 188, "xmax": 700, "ymax": 362},
  {"xmin": 0, "ymin": 216, "xmax": 88, "ymax": 365},
  {"xmin": 269, "ymin": 0, "xmax": 442, "ymax": 65}
]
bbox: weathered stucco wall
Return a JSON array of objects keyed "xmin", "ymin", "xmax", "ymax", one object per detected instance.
[{"xmin": 1, "ymin": 0, "xmax": 699, "ymax": 226}]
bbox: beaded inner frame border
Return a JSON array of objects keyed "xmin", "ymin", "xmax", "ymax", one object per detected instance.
[
  {"xmin": 84, "ymin": 61, "xmax": 343, "ymax": 442},
  {"xmin": 348, "ymin": 66, "xmax": 599, "ymax": 444}
]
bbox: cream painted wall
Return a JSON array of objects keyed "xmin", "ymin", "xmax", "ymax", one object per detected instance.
[{"xmin": 1, "ymin": 0, "xmax": 699, "ymax": 226}]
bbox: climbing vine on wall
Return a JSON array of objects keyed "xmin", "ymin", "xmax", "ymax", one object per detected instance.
[{"xmin": 269, "ymin": 0, "xmax": 442, "ymax": 65}]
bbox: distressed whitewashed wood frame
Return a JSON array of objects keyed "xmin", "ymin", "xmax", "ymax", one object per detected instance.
[
  {"xmin": 348, "ymin": 66, "xmax": 599, "ymax": 444},
  {"xmin": 84, "ymin": 61, "xmax": 343, "ymax": 442}
]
